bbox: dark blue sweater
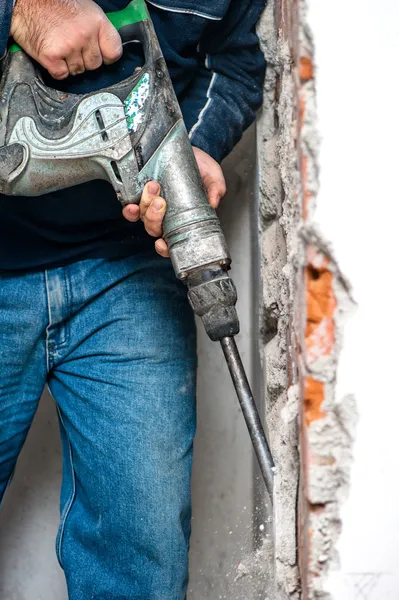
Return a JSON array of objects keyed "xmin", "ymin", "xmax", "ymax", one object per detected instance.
[{"xmin": 0, "ymin": 0, "xmax": 265, "ymax": 270}]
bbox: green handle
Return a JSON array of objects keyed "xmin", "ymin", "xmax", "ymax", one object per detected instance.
[
  {"xmin": 107, "ymin": 0, "xmax": 148, "ymax": 30},
  {"xmin": 8, "ymin": 41, "xmax": 21, "ymax": 54},
  {"xmin": 9, "ymin": 0, "xmax": 149, "ymax": 54}
]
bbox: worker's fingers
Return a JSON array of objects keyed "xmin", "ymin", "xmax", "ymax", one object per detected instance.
[
  {"xmin": 82, "ymin": 42, "xmax": 103, "ymax": 71},
  {"xmin": 142, "ymin": 196, "xmax": 166, "ymax": 237},
  {"xmin": 122, "ymin": 182, "xmax": 167, "ymax": 240},
  {"xmin": 122, "ymin": 203, "xmax": 140, "ymax": 222},
  {"xmin": 155, "ymin": 238, "xmax": 169, "ymax": 258},
  {"xmin": 123, "ymin": 198, "xmax": 168, "ymax": 255},
  {"xmin": 10, "ymin": 0, "xmax": 123, "ymax": 78},
  {"xmin": 45, "ymin": 59, "xmax": 70, "ymax": 80},
  {"xmin": 139, "ymin": 181, "xmax": 160, "ymax": 219},
  {"xmin": 192, "ymin": 146, "xmax": 226, "ymax": 209},
  {"xmin": 98, "ymin": 18, "xmax": 123, "ymax": 65},
  {"xmin": 66, "ymin": 50, "xmax": 85, "ymax": 76},
  {"xmin": 206, "ymin": 181, "xmax": 226, "ymax": 209}
]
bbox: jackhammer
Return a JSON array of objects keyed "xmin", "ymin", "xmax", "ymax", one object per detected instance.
[{"xmin": 0, "ymin": 0, "xmax": 275, "ymax": 498}]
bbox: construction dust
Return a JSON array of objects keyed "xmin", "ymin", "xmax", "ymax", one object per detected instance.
[{"xmin": 188, "ymin": 501, "xmax": 274, "ymax": 600}]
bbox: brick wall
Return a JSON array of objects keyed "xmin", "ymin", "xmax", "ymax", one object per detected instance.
[{"xmin": 257, "ymin": 1, "xmax": 356, "ymax": 598}]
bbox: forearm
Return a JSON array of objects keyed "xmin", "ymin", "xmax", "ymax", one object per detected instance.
[
  {"xmin": 180, "ymin": 0, "xmax": 266, "ymax": 163},
  {"xmin": 181, "ymin": 64, "xmax": 264, "ymax": 163}
]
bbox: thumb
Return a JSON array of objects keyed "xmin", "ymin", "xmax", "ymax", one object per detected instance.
[
  {"xmin": 98, "ymin": 19, "xmax": 123, "ymax": 65},
  {"xmin": 140, "ymin": 181, "xmax": 161, "ymax": 217},
  {"xmin": 205, "ymin": 181, "xmax": 225, "ymax": 209}
]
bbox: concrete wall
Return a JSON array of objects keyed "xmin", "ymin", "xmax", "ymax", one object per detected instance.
[
  {"xmin": 256, "ymin": 2, "xmax": 303, "ymax": 597},
  {"xmin": 257, "ymin": 1, "xmax": 355, "ymax": 598},
  {"xmin": 256, "ymin": 0, "xmax": 399, "ymax": 598},
  {"xmin": 0, "ymin": 130, "xmax": 262, "ymax": 599}
]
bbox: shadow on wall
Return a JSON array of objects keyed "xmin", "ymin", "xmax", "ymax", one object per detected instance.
[{"xmin": 0, "ymin": 392, "xmax": 66, "ymax": 597}]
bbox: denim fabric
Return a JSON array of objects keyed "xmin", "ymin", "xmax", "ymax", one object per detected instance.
[
  {"xmin": 0, "ymin": 252, "xmax": 197, "ymax": 599},
  {"xmin": 0, "ymin": 0, "xmax": 12, "ymax": 58}
]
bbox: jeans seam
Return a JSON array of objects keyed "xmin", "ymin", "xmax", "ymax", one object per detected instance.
[
  {"xmin": 56, "ymin": 405, "xmax": 76, "ymax": 568},
  {"xmin": 44, "ymin": 270, "xmax": 52, "ymax": 373},
  {"xmin": 61, "ymin": 268, "xmax": 70, "ymax": 347}
]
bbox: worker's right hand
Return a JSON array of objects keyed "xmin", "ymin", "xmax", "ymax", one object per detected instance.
[
  {"xmin": 123, "ymin": 182, "xmax": 167, "ymax": 254},
  {"xmin": 10, "ymin": 0, "xmax": 122, "ymax": 79},
  {"xmin": 123, "ymin": 148, "xmax": 226, "ymax": 257}
]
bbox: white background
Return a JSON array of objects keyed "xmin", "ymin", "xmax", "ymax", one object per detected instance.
[{"xmin": 307, "ymin": 1, "xmax": 399, "ymax": 598}]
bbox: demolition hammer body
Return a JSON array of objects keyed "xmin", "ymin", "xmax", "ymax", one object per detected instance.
[{"xmin": 0, "ymin": 0, "xmax": 275, "ymax": 498}]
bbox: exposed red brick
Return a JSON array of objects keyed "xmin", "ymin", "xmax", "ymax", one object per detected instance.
[
  {"xmin": 300, "ymin": 57, "xmax": 314, "ymax": 82},
  {"xmin": 304, "ymin": 377, "xmax": 326, "ymax": 426},
  {"xmin": 305, "ymin": 260, "xmax": 336, "ymax": 359},
  {"xmin": 309, "ymin": 504, "xmax": 327, "ymax": 514},
  {"xmin": 274, "ymin": 0, "xmax": 339, "ymax": 594}
]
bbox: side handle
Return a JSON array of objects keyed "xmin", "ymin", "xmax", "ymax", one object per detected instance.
[{"xmin": 107, "ymin": 0, "xmax": 149, "ymax": 44}]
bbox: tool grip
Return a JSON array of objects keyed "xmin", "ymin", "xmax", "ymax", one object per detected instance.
[
  {"xmin": 108, "ymin": 0, "xmax": 149, "ymax": 42},
  {"xmin": 8, "ymin": 0, "xmax": 148, "ymax": 53}
]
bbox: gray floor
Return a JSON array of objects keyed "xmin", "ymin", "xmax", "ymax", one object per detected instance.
[{"xmin": 0, "ymin": 129, "xmax": 259, "ymax": 599}]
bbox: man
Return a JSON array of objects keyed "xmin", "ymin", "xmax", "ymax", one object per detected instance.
[{"xmin": 0, "ymin": 0, "xmax": 265, "ymax": 597}]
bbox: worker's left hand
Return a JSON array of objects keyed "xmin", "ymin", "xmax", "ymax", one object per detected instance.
[{"xmin": 122, "ymin": 146, "xmax": 226, "ymax": 257}]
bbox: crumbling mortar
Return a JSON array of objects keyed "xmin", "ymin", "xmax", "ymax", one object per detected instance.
[
  {"xmin": 257, "ymin": 1, "xmax": 357, "ymax": 599},
  {"xmin": 297, "ymin": 18, "xmax": 357, "ymax": 585},
  {"xmin": 257, "ymin": 1, "xmax": 302, "ymax": 599}
]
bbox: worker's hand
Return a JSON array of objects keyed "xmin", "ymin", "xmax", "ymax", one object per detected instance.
[
  {"xmin": 122, "ymin": 147, "xmax": 226, "ymax": 258},
  {"xmin": 10, "ymin": 0, "xmax": 122, "ymax": 79},
  {"xmin": 191, "ymin": 147, "xmax": 226, "ymax": 210}
]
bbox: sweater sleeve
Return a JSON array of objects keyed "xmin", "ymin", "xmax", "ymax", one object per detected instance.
[
  {"xmin": 179, "ymin": 0, "xmax": 266, "ymax": 163},
  {"xmin": 0, "ymin": 0, "xmax": 13, "ymax": 57}
]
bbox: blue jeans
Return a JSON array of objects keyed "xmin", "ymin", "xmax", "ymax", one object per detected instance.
[{"xmin": 0, "ymin": 253, "xmax": 197, "ymax": 599}]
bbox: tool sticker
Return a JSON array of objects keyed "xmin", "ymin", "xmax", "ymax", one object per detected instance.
[{"xmin": 124, "ymin": 73, "xmax": 150, "ymax": 133}]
